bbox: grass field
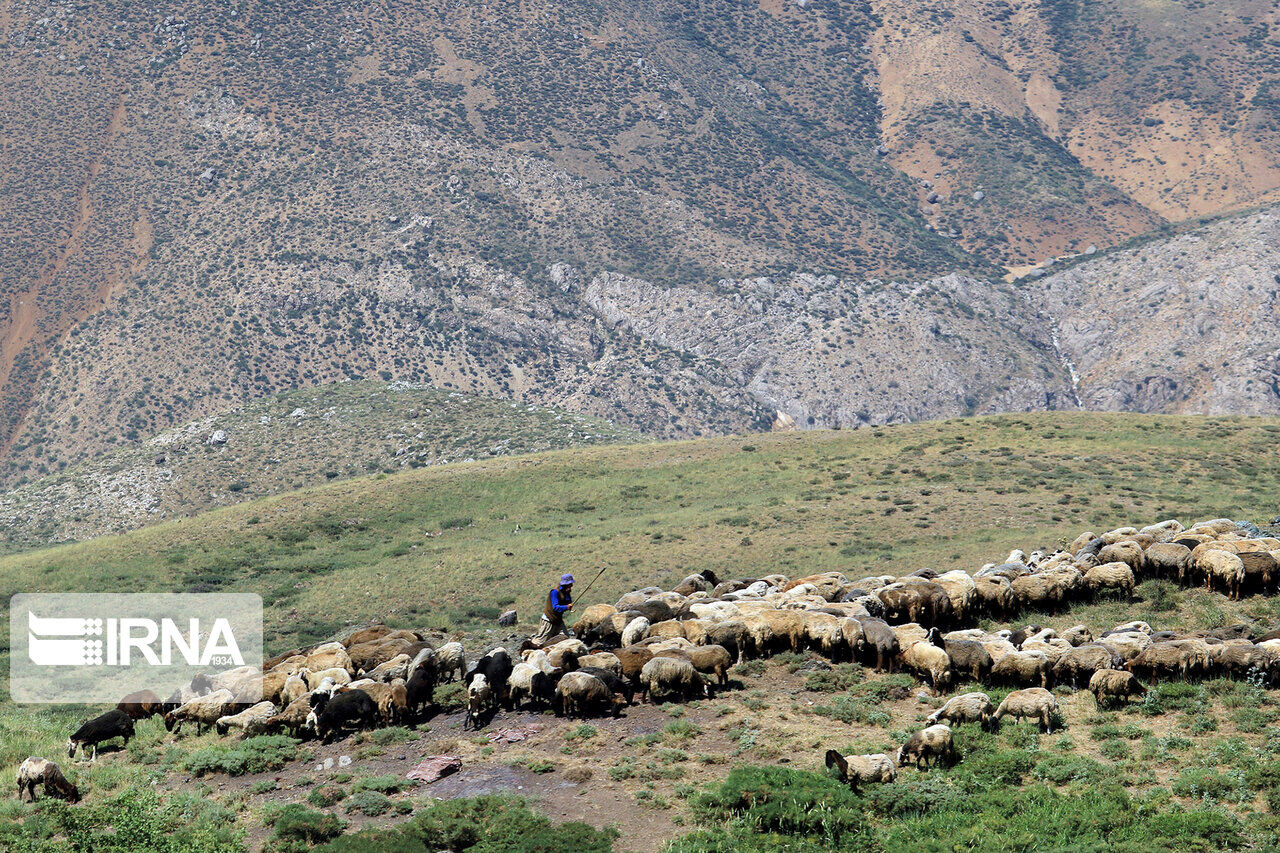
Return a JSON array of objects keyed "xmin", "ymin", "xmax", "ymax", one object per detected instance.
[
  {"xmin": 2, "ymin": 412, "xmax": 1278, "ymax": 651},
  {"xmin": 2, "ymin": 412, "xmax": 1280, "ymax": 851}
]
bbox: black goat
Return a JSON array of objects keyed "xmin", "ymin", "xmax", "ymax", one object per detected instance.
[
  {"xmin": 313, "ymin": 689, "xmax": 379, "ymax": 743},
  {"xmin": 67, "ymin": 709, "xmax": 135, "ymax": 761}
]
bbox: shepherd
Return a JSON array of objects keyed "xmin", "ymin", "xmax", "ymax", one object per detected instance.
[{"xmin": 533, "ymin": 573, "xmax": 575, "ymax": 643}]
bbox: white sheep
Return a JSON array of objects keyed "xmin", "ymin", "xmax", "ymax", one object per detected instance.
[{"xmin": 215, "ymin": 701, "xmax": 278, "ymax": 737}]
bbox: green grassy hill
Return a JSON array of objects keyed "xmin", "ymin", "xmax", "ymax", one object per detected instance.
[
  {"xmin": 3, "ymin": 412, "xmax": 1277, "ymax": 651},
  {"xmin": 0, "ymin": 380, "xmax": 639, "ymax": 555},
  {"xmin": 3, "ymin": 412, "xmax": 1280, "ymax": 852}
]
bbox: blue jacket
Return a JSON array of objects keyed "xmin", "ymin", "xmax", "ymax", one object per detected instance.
[{"xmin": 547, "ymin": 587, "xmax": 572, "ymax": 617}]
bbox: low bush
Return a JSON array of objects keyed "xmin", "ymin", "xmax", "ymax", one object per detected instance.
[
  {"xmin": 316, "ymin": 795, "xmax": 616, "ymax": 852},
  {"xmin": 271, "ymin": 804, "xmax": 346, "ymax": 848},
  {"xmin": 182, "ymin": 736, "xmax": 302, "ymax": 777}
]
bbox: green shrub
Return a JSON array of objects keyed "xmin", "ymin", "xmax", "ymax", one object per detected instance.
[
  {"xmin": 814, "ymin": 696, "xmax": 891, "ymax": 727},
  {"xmin": 0, "ymin": 788, "xmax": 242, "ymax": 852},
  {"xmin": 350, "ymin": 775, "xmax": 414, "ymax": 794},
  {"xmin": 802, "ymin": 664, "xmax": 865, "ymax": 693},
  {"xmin": 308, "ymin": 786, "xmax": 347, "ymax": 808},
  {"xmin": 317, "ymin": 795, "xmax": 615, "ymax": 852},
  {"xmin": 1141, "ymin": 682, "xmax": 1208, "ymax": 716},
  {"xmin": 182, "ymin": 736, "xmax": 302, "ymax": 777},
  {"xmin": 688, "ymin": 765, "xmax": 868, "ymax": 844},
  {"xmin": 271, "ymin": 804, "xmax": 346, "ymax": 847},
  {"xmin": 346, "ymin": 791, "xmax": 393, "ymax": 816},
  {"xmin": 1033, "ymin": 754, "xmax": 1107, "ymax": 785}
]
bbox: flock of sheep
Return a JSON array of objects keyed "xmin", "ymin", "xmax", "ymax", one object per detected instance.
[{"xmin": 18, "ymin": 515, "xmax": 1280, "ymax": 803}]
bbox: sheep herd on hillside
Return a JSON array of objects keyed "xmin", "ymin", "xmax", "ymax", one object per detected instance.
[{"xmin": 18, "ymin": 516, "xmax": 1280, "ymax": 802}]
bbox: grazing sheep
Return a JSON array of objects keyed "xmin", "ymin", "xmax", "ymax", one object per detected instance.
[
  {"xmin": 1089, "ymin": 669, "xmax": 1147, "ymax": 708},
  {"xmin": 303, "ymin": 667, "xmax": 352, "ymax": 691},
  {"xmin": 703, "ymin": 620, "xmax": 750, "ymax": 664},
  {"xmin": 16, "ymin": 757, "xmax": 79, "ymax": 803},
  {"xmin": 347, "ymin": 638, "xmax": 412, "ymax": 673},
  {"xmin": 576, "ymin": 666, "xmax": 635, "ymax": 705},
  {"xmin": 280, "ymin": 673, "xmax": 309, "ymax": 707},
  {"xmin": 573, "ymin": 603, "xmax": 620, "ymax": 643},
  {"xmin": 647, "ymin": 620, "xmax": 688, "ymax": 641},
  {"xmin": 577, "ymin": 652, "xmax": 622, "ymax": 675},
  {"xmin": 363, "ymin": 653, "xmax": 411, "ymax": 683},
  {"xmin": 116, "ymin": 689, "xmax": 163, "ymax": 720},
  {"xmin": 405, "ymin": 662, "xmax": 436, "ymax": 718},
  {"xmin": 356, "ymin": 679, "xmax": 410, "ymax": 724},
  {"xmin": 901, "ymin": 641, "xmax": 953, "ymax": 691},
  {"xmin": 303, "ymin": 642, "xmax": 353, "ymax": 675},
  {"xmin": 1054, "ymin": 644, "xmax": 1121, "ymax": 689},
  {"xmin": 613, "ymin": 646, "xmax": 655, "ymax": 686},
  {"xmin": 1059, "ymin": 625, "xmax": 1094, "ymax": 647},
  {"xmin": 927, "ymin": 692, "xmax": 994, "ymax": 730},
  {"xmin": 994, "ymin": 688, "xmax": 1059, "ymax": 732},
  {"xmin": 943, "ymin": 639, "xmax": 993, "ymax": 683},
  {"xmin": 990, "ymin": 650, "xmax": 1050, "ymax": 688},
  {"xmin": 621, "ymin": 616, "xmax": 651, "ymax": 648},
  {"xmin": 1126, "ymin": 642, "xmax": 1203, "ymax": 684},
  {"xmin": 896, "ymin": 724, "xmax": 955, "ymax": 769},
  {"xmin": 464, "ymin": 673, "xmax": 493, "ymax": 730},
  {"xmin": 1097, "ymin": 541, "xmax": 1145, "ymax": 569},
  {"xmin": 685, "ymin": 645, "xmax": 733, "ymax": 686},
  {"xmin": 435, "ymin": 642, "xmax": 466, "ymax": 682},
  {"xmin": 1143, "ymin": 542, "xmax": 1192, "ymax": 581},
  {"xmin": 262, "ymin": 696, "xmax": 315, "ymax": 738},
  {"xmin": 555, "ymin": 672, "xmax": 623, "ymax": 719},
  {"xmin": 1199, "ymin": 549, "xmax": 1246, "ymax": 598},
  {"xmin": 639, "ymin": 657, "xmax": 709, "ymax": 704},
  {"xmin": 163, "ymin": 689, "xmax": 236, "ymax": 736},
  {"xmin": 825, "ymin": 750, "xmax": 896, "ymax": 790},
  {"xmin": 215, "ymin": 701, "xmax": 278, "ymax": 737},
  {"xmin": 1084, "ymin": 562, "xmax": 1135, "ymax": 597},
  {"xmin": 856, "ymin": 618, "xmax": 900, "ymax": 671},
  {"xmin": 67, "ymin": 710, "xmax": 135, "ymax": 761},
  {"xmin": 545, "ymin": 639, "xmax": 588, "ymax": 669},
  {"xmin": 466, "ymin": 649, "xmax": 514, "ymax": 709},
  {"xmin": 312, "ymin": 689, "xmax": 380, "ymax": 743}
]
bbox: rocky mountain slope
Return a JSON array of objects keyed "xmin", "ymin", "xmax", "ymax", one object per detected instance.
[
  {"xmin": 0, "ymin": 381, "xmax": 638, "ymax": 551},
  {"xmin": 1030, "ymin": 207, "xmax": 1280, "ymax": 415},
  {"xmin": 2, "ymin": 0, "xmax": 1279, "ymax": 488}
]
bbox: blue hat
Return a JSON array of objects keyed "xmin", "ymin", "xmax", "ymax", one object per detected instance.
[{"xmin": 561, "ymin": 573, "xmax": 575, "ymax": 585}]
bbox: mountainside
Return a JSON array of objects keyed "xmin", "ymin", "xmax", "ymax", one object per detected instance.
[
  {"xmin": 1032, "ymin": 207, "xmax": 1280, "ymax": 414},
  {"xmin": 0, "ymin": 380, "xmax": 638, "ymax": 552},
  {"xmin": 4, "ymin": 0, "xmax": 1280, "ymax": 487}
]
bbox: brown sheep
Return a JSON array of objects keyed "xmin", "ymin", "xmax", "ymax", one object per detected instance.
[
  {"xmin": 17, "ymin": 757, "xmax": 79, "ymax": 803},
  {"xmin": 926, "ymin": 692, "xmax": 994, "ymax": 730},
  {"xmin": 1089, "ymin": 669, "xmax": 1146, "ymax": 708},
  {"xmin": 341, "ymin": 625, "xmax": 394, "ymax": 648},
  {"xmin": 825, "ymin": 750, "xmax": 896, "ymax": 790},
  {"xmin": 1142, "ymin": 542, "xmax": 1192, "ymax": 581},
  {"xmin": 994, "ymin": 688, "xmax": 1059, "ymax": 732},
  {"xmin": 901, "ymin": 641, "xmax": 953, "ymax": 691},
  {"xmin": 990, "ymin": 651, "xmax": 1049, "ymax": 688},
  {"xmin": 896, "ymin": 724, "xmax": 955, "ymax": 769},
  {"xmin": 856, "ymin": 618, "xmax": 900, "ymax": 671},
  {"xmin": 116, "ymin": 689, "xmax": 163, "ymax": 720},
  {"xmin": 1083, "ymin": 562, "xmax": 1135, "ymax": 597},
  {"xmin": 613, "ymin": 646, "xmax": 654, "ymax": 685},
  {"xmin": 1054, "ymin": 644, "xmax": 1121, "ymax": 689},
  {"xmin": 347, "ymin": 638, "xmax": 412, "ymax": 673}
]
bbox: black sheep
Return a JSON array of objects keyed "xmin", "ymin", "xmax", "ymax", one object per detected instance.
[
  {"xmin": 67, "ymin": 709, "xmax": 135, "ymax": 761},
  {"xmin": 314, "ymin": 689, "xmax": 379, "ymax": 743},
  {"xmin": 577, "ymin": 666, "xmax": 635, "ymax": 705},
  {"xmin": 468, "ymin": 649, "xmax": 513, "ymax": 709},
  {"xmin": 405, "ymin": 661, "xmax": 437, "ymax": 718}
]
